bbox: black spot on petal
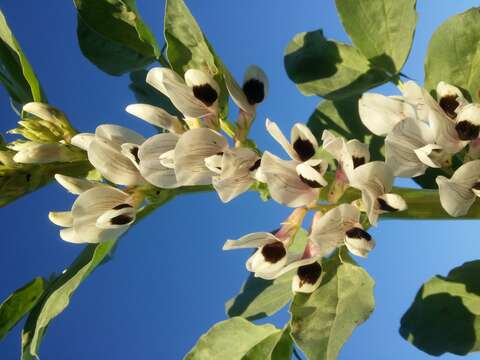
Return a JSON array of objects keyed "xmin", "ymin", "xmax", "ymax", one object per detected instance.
[
  {"xmin": 112, "ymin": 203, "xmax": 133, "ymax": 210},
  {"xmin": 297, "ymin": 262, "xmax": 322, "ymax": 286},
  {"xmin": 346, "ymin": 227, "xmax": 372, "ymax": 241},
  {"xmin": 192, "ymin": 84, "xmax": 218, "ymax": 106},
  {"xmin": 455, "ymin": 121, "xmax": 480, "ymax": 141},
  {"xmin": 352, "ymin": 156, "xmax": 366, "ymax": 169},
  {"xmin": 130, "ymin": 146, "xmax": 140, "ymax": 164},
  {"xmin": 110, "ymin": 214, "xmax": 133, "ymax": 225},
  {"xmin": 261, "ymin": 241, "xmax": 286, "ymax": 263},
  {"xmin": 439, "ymin": 95, "xmax": 460, "ymax": 119},
  {"xmin": 299, "ymin": 174, "xmax": 322, "ymax": 188},
  {"xmin": 243, "ymin": 79, "xmax": 265, "ymax": 105},
  {"xmin": 293, "ymin": 138, "xmax": 315, "ymax": 161},
  {"xmin": 473, "ymin": 182, "xmax": 480, "ymax": 190},
  {"xmin": 249, "ymin": 158, "xmax": 261, "ymax": 171},
  {"xmin": 377, "ymin": 197, "xmax": 399, "ymax": 212}
]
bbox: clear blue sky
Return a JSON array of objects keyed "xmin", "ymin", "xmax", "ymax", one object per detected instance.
[{"xmin": 1, "ymin": 1, "xmax": 480, "ymax": 359}]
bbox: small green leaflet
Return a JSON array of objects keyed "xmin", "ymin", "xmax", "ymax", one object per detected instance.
[
  {"xmin": 335, "ymin": 0, "xmax": 417, "ymax": 74},
  {"xmin": 185, "ymin": 318, "xmax": 292, "ymax": 360},
  {"xmin": 284, "ymin": 30, "xmax": 389, "ymax": 100},
  {"xmin": 425, "ymin": 7, "xmax": 480, "ymax": 102},
  {"xmin": 0, "ymin": 8, "xmax": 44, "ymax": 108},
  {"xmin": 74, "ymin": 0, "xmax": 160, "ymax": 75},
  {"xmin": 400, "ymin": 260, "xmax": 480, "ymax": 356},
  {"xmin": 225, "ymin": 229, "xmax": 308, "ymax": 320},
  {"xmin": 290, "ymin": 249, "xmax": 375, "ymax": 360},
  {"xmin": 0, "ymin": 277, "xmax": 45, "ymax": 341}
]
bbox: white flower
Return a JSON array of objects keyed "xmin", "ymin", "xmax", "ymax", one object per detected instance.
[
  {"xmin": 173, "ymin": 128, "xmax": 228, "ymax": 186},
  {"xmin": 321, "ymin": 130, "xmax": 370, "ymax": 181},
  {"xmin": 265, "ymin": 118, "xmax": 319, "ymax": 163},
  {"xmin": 260, "ymin": 151, "xmax": 327, "ymax": 208},
  {"xmin": 125, "ymin": 103, "xmax": 185, "ymax": 135},
  {"xmin": 205, "ymin": 147, "xmax": 260, "ymax": 202},
  {"xmin": 349, "ymin": 161, "xmax": 407, "ymax": 225},
  {"xmin": 436, "ymin": 160, "xmax": 480, "ymax": 217},
  {"xmin": 12, "ymin": 143, "xmax": 79, "ymax": 164},
  {"xmin": 310, "ymin": 204, "xmax": 375, "ymax": 258},
  {"xmin": 49, "ymin": 175, "xmax": 139, "ymax": 244},
  {"xmin": 136, "ymin": 133, "xmax": 181, "ymax": 189},
  {"xmin": 146, "ymin": 67, "xmax": 220, "ymax": 125},
  {"xmin": 72, "ymin": 124, "xmax": 145, "ymax": 186},
  {"xmin": 454, "ymin": 103, "xmax": 480, "ymax": 141}
]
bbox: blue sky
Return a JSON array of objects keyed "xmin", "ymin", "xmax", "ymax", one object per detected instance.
[{"xmin": 1, "ymin": 1, "xmax": 480, "ymax": 359}]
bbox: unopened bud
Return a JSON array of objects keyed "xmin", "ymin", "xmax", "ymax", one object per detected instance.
[{"xmin": 13, "ymin": 143, "xmax": 84, "ymax": 164}]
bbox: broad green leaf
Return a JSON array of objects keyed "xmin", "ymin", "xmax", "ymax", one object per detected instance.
[
  {"xmin": 400, "ymin": 260, "xmax": 480, "ymax": 356},
  {"xmin": 225, "ymin": 229, "xmax": 308, "ymax": 320},
  {"xmin": 244, "ymin": 325, "xmax": 293, "ymax": 360},
  {"xmin": 0, "ymin": 278, "xmax": 45, "ymax": 341},
  {"xmin": 21, "ymin": 241, "xmax": 117, "ymax": 360},
  {"xmin": 284, "ymin": 30, "xmax": 389, "ymax": 99},
  {"xmin": 184, "ymin": 317, "xmax": 282, "ymax": 360},
  {"xmin": 290, "ymin": 249, "xmax": 375, "ymax": 360},
  {"xmin": 164, "ymin": 0, "xmax": 229, "ymax": 115},
  {"xmin": 425, "ymin": 7, "xmax": 480, "ymax": 102},
  {"xmin": 335, "ymin": 0, "xmax": 417, "ymax": 73},
  {"xmin": 128, "ymin": 69, "xmax": 181, "ymax": 117},
  {"xmin": 0, "ymin": 9, "xmax": 44, "ymax": 107},
  {"xmin": 74, "ymin": 0, "xmax": 160, "ymax": 75},
  {"xmin": 307, "ymin": 98, "xmax": 384, "ymax": 161}
]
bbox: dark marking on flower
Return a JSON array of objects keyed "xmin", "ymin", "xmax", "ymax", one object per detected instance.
[
  {"xmin": 112, "ymin": 203, "xmax": 133, "ymax": 210},
  {"xmin": 192, "ymin": 84, "xmax": 218, "ymax": 106},
  {"xmin": 299, "ymin": 174, "xmax": 322, "ymax": 188},
  {"xmin": 249, "ymin": 158, "xmax": 261, "ymax": 171},
  {"xmin": 346, "ymin": 227, "xmax": 372, "ymax": 241},
  {"xmin": 110, "ymin": 214, "xmax": 133, "ymax": 225},
  {"xmin": 130, "ymin": 146, "xmax": 140, "ymax": 164},
  {"xmin": 26, "ymin": 173, "xmax": 32, "ymax": 182},
  {"xmin": 261, "ymin": 241, "xmax": 286, "ymax": 263},
  {"xmin": 293, "ymin": 138, "xmax": 316, "ymax": 161},
  {"xmin": 439, "ymin": 95, "xmax": 459, "ymax": 119},
  {"xmin": 243, "ymin": 79, "xmax": 265, "ymax": 105},
  {"xmin": 352, "ymin": 156, "xmax": 365, "ymax": 169},
  {"xmin": 377, "ymin": 197, "xmax": 399, "ymax": 212},
  {"xmin": 455, "ymin": 121, "xmax": 480, "ymax": 140},
  {"xmin": 297, "ymin": 262, "xmax": 322, "ymax": 286},
  {"xmin": 473, "ymin": 182, "xmax": 480, "ymax": 190},
  {"xmin": 216, "ymin": 152, "xmax": 224, "ymax": 156}
]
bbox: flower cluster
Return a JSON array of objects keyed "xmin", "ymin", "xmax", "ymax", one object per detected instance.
[
  {"xmin": 12, "ymin": 64, "xmax": 412, "ymax": 294},
  {"xmin": 360, "ymin": 81, "xmax": 480, "ymax": 217}
]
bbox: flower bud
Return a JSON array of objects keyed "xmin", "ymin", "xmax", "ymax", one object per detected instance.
[{"xmin": 13, "ymin": 143, "xmax": 84, "ymax": 164}]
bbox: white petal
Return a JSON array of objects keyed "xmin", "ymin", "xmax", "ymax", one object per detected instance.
[
  {"xmin": 350, "ymin": 161, "xmax": 394, "ymax": 193},
  {"xmin": 96, "ymin": 206, "xmax": 136, "ymax": 229},
  {"xmin": 95, "ymin": 124, "xmax": 145, "ymax": 145},
  {"xmin": 414, "ymin": 144, "xmax": 444, "ymax": 168},
  {"xmin": 321, "ymin": 130, "xmax": 345, "ymax": 159},
  {"xmin": 223, "ymin": 232, "xmax": 278, "ymax": 250},
  {"xmin": 146, "ymin": 67, "xmax": 210, "ymax": 118},
  {"xmin": 261, "ymin": 152, "xmax": 319, "ymax": 207},
  {"xmin": 48, "ymin": 211, "xmax": 73, "ymax": 227},
  {"xmin": 54, "ymin": 174, "xmax": 101, "ymax": 195},
  {"xmin": 437, "ymin": 175, "xmax": 476, "ymax": 217},
  {"xmin": 451, "ymin": 159, "xmax": 480, "ymax": 185},
  {"xmin": 385, "ymin": 117, "xmax": 433, "ymax": 177},
  {"xmin": 399, "ymin": 81, "xmax": 429, "ymax": 121},
  {"xmin": 125, "ymin": 104, "xmax": 184, "ymax": 134},
  {"xmin": 342, "ymin": 139, "xmax": 370, "ymax": 178},
  {"xmin": 292, "ymin": 261, "xmax": 323, "ymax": 293},
  {"xmin": 71, "ymin": 133, "xmax": 95, "ymax": 151},
  {"xmin": 224, "ymin": 72, "xmax": 254, "ymax": 113},
  {"xmin": 378, "ymin": 193, "xmax": 408, "ymax": 212},
  {"xmin": 344, "ymin": 227, "xmax": 375, "ymax": 257},
  {"xmin": 59, "ymin": 228, "xmax": 82, "ymax": 244},
  {"xmin": 174, "ymin": 128, "xmax": 228, "ymax": 186},
  {"xmin": 159, "ymin": 149, "xmax": 176, "ymax": 169},
  {"xmin": 358, "ymin": 93, "xmax": 416, "ymax": 136},
  {"xmin": 204, "ymin": 154, "xmax": 223, "ymax": 174},
  {"xmin": 13, "ymin": 143, "xmax": 68, "ymax": 164},
  {"xmin": 436, "ymin": 81, "xmax": 464, "ymax": 99},
  {"xmin": 121, "ymin": 143, "xmax": 141, "ymax": 169},
  {"xmin": 23, "ymin": 102, "xmax": 63, "ymax": 123},
  {"xmin": 265, "ymin": 119, "xmax": 296, "ymax": 160},
  {"xmin": 254, "ymin": 253, "xmax": 319, "ymax": 280},
  {"xmin": 290, "ymin": 123, "xmax": 318, "ymax": 161},
  {"xmin": 184, "ymin": 69, "xmax": 220, "ymax": 94},
  {"xmin": 247, "ymin": 246, "xmax": 289, "ymax": 276},
  {"xmin": 138, "ymin": 133, "xmax": 179, "ymax": 188},
  {"xmin": 296, "ymin": 163, "xmax": 328, "ymax": 187},
  {"xmin": 456, "ymin": 103, "xmax": 480, "ymax": 129},
  {"xmin": 88, "ymin": 137, "xmax": 144, "ymax": 186}
]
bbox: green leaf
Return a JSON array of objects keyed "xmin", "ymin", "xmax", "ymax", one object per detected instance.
[
  {"xmin": 307, "ymin": 97, "xmax": 384, "ymax": 160},
  {"xmin": 244, "ymin": 325, "xmax": 293, "ymax": 360},
  {"xmin": 0, "ymin": 277, "xmax": 45, "ymax": 341},
  {"xmin": 290, "ymin": 249, "xmax": 375, "ymax": 360},
  {"xmin": 335, "ymin": 0, "xmax": 417, "ymax": 73},
  {"xmin": 225, "ymin": 229, "xmax": 308, "ymax": 320},
  {"xmin": 400, "ymin": 260, "xmax": 480, "ymax": 356},
  {"xmin": 21, "ymin": 241, "xmax": 117, "ymax": 360},
  {"xmin": 185, "ymin": 317, "xmax": 284, "ymax": 360},
  {"xmin": 0, "ymin": 8, "xmax": 44, "ymax": 106},
  {"xmin": 164, "ymin": 0, "xmax": 230, "ymax": 116},
  {"xmin": 284, "ymin": 30, "xmax": 389, "ymax": 99},
  {"xmin": 74, "ymin": 0, "xmax": 160, "ymax": 75},
  {"xmin": 128, "ymin": 69, "xmax": 181, "ymax": 117},
  {"xmin": 425, "ymin": 7, "xmax": 480, "ymax": 102}
]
